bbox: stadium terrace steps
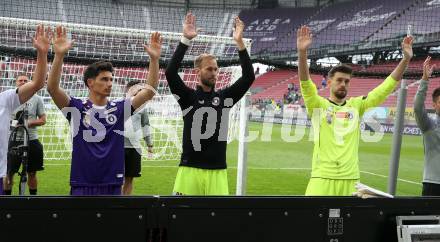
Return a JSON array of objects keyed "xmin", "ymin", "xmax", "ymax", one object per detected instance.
[
  {"xmin": 383, "ymin": 78, "xmax": 440, "ymax": 108},
  {"xmin": 251, "ymin": 77, "xmax": 296, "ymax": 101},
  {"xmin": 250, "ymin": 70, "xmax": 440, "ymax": 108},
  {"xmin": 365, "ymin": 59, "xmax": 440, "ymax": 74},
  {"xmin": 367, "ymin": 0, "xmax": 440, "ymax": 42},
  {"xmin": 250, "ymin": 70, "xmax": 296, "ymax": 91},
  {"xmin": 251, "ymin": 72, "xmax": 323, "ymax": 101}
]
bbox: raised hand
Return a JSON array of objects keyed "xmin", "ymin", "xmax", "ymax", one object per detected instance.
[
  {"xmin": 296, "ymin": 25, "xmax": 312, "ymax": 52},
  {"xmin": 183, "ymin": 12, "xmax": 199, "ymax": 40},
  {"xmin": 233, "ymin": 16, "xmax": 244, "ymax": 43},
  {"xmin": 33, "ymin": 24, "xmax": 52, "ymax": 54},
  {"xmin": 53, "ymin": 25, "xmax": 73, "ymax": 55},
  {"xmin": 422, "ymin": 56, "xmax": 436, "ymax": 81},
  {"xmin": 402, "ymin": 36, "xmax": 413, "ymax": 60},
  {"xmin": 144, "ymin": 32, "xmax": 163, "ymax": 60}
]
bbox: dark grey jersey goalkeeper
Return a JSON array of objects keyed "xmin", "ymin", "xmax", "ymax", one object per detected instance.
[{"xmin": 165, "ymin": 13, "xmax": 254, "ymax": 177}]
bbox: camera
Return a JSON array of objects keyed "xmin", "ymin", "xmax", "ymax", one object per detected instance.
[{"xmin": 14, "ymin": 106, "xmax": 28, "ymax": 126}]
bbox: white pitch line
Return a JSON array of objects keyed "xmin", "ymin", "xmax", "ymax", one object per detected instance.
[
  {"xmin": 229, "ymin": 167, "xmax": 311, "ymax": 170},
  {"xmin": 44, "ymin": 163, "xmax": 421, "ymax": 186},
  {"xmin": 360, "ymin": 170, "xmax": 422, "ymax": 186}
]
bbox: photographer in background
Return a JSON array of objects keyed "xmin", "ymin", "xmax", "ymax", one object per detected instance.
[
  {"xmin": 3, "ymin": 73, "xmax": 46, "ymax": 195},
  {"xmin": 0, "ymin": 24, "xmax": 49, "ymax": 195}
]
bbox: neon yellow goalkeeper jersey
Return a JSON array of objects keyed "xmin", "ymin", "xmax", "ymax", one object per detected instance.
[{"xmin": 300, "ymin": 76, "xmax": 397, "ymax": 179}]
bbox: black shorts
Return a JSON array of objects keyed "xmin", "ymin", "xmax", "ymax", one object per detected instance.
[
  {"xmin": 7, "ymin": 139, "xmax": 44, "ymax": 174},
  {"xmin": 125, "ymin": 148, "xmax": 141, "ymax": 178}
]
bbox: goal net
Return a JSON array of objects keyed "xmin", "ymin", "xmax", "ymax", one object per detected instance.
[{"xmin": 0, "ymin": 16, "xmax": 252, "ymax": 162}]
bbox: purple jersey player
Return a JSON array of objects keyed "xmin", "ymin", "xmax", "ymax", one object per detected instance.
[{"xmin": 47, "ymin": 26, "xmax": 162, "ymax": 195}]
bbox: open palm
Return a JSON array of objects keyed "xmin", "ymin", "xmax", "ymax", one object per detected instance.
[
  {"xmin": 183, "ymin": 12, "xmax": 198, "ymax": 40},
  {"xmin": 422, "ymin": 56, "xmax": 436, "ymax": 80},
  {"xmin": 296, "ymin": 25, "xmax": 312, "ymax": 51},
  {"xmin": 33, "ymin": 24, "xmax": 51, "ymax": 53},
  {"xmin": 233, "ymin": 16, "xmax": 244, "ymax": 42},
  {"xmin": 53, "ymin": 25, "xmax": 73, "ymax": 55},
  {"xmin": 144, "ymin": 32, "xmax": 162, "ymax": 60}
]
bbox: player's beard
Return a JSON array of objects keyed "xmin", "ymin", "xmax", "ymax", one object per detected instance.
[
  {"xmin": 201, "ymin": 78, "xmax": 215, "ymax": 88},
  {"xmin": 333, "ymin": 88, "xmax": 347, "ymax": 99}
]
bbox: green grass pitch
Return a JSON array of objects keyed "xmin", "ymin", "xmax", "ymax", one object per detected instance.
[{"xmin": 11, "ymin": 121, "xmax": 423, "ymax": 196}]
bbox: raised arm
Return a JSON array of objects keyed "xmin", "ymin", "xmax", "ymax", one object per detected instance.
[
  {"xmin": 360, "ymin": 36, "xmax": 414, "ymax": 113},
  {"xmin": 297, "ymin": 25, "xmax": 312, "ymax": 82},
  {"xmin": 220, "ymin": 16, "xmax": 255, "ymax": 104},
  {"xmin": 164, "ymin": 12, "xmax": 197, "ymax": 106},
  {"xmin": 18, "ymin": 24, "xmax": 50, "ymax": 104},
  {"xmin": 132, "ymin": 32, "xmax": 162, "ymax": 110},
  {"xmin": 414, "ymin": 56, "xmax": 436, "ymax": 132},
  {"xmin": 46, "ymin": 25, "xmax": 73, "ymax": 110},
  {"xmin": 297, "ymin": 26, "xmax": 324, "ymax": 113},
  {"xmin": 390, "ymin": 36, "xmax": 413, "ymax": 82}
]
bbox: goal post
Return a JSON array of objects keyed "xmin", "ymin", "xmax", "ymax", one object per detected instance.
[{"xmin": 0, "ymin": 15, "xmax": 252, "ymax": 182}]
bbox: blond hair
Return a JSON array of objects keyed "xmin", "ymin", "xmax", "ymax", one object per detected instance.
[{"xmin": 194, "ymin": 53, "xmax": 217, "ymax": 68}]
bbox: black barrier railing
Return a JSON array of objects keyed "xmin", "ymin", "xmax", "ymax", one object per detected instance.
[{"xmin": 1, "ymin": 196, "xmax": 440, "ymax": 242}]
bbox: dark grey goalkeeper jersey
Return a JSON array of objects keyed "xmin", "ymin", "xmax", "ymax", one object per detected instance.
[{"xmin": 165, "ymin": 42, "xmax": 255, "ymax": 169}]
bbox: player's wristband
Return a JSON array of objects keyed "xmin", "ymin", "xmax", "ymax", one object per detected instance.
[{"xmin": 180, "ymin": 36, "xmax": 192, "ymax": 46}]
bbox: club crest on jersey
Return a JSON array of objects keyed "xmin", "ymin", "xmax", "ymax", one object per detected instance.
[
  {"xmin": 83, "ymin": 113, "xmax": 91, "ymax": 127},
  {"xmin": 325, "ymin": 107, "xmax": 333, "ymax": 124},
  {"xmin": 198, "ymin": 99, "xmax": 205, "ymax": 104},
  {"xmin": 106, "ymin": 114, "xmax": 117, "ymax": 125},
  {"xmin": 326, "ymin": 112, "xmax": 332, "ymax": 124},
  {"xmin": 212, "ymin": 97, "xmax": 220, "ymax": 106}
]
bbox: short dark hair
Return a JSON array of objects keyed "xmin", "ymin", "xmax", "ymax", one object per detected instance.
[
  {"xmin": 125, "ymin": 80, "xmax": 141, "ymax": 93},
  {"xmin": 15, "ymin": 72, "xmax": 28, "ymax": 80},
  {"xmin": 83, "ymin": 61, "xmax": 113, "ymax": 87},
  {"xmin": 432, "ymin": 87, "xmax": 440, "ymax": 103},
  {"xmin": 328, "ymin": 64, "xmax": 353, "ymax": 78}
]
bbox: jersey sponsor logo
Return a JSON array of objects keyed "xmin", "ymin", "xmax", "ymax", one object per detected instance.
[
  {"xmin": 105, "ymin": 106, "xmax": 118, "ymax": 114},
  {"xmin": 106, "ymin": 114, "xmax": 117, "ymax": 125},
  {"xmin": 224, "ymin": 98, "xmax": 233, "ymax": 107},
  {"xmin": 212, "ymin": 97, "xmax": 220, "ymax": 106},
  {"xmin": 335, "ymin": 111, "xmax": 353, "ymax": 119}
]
